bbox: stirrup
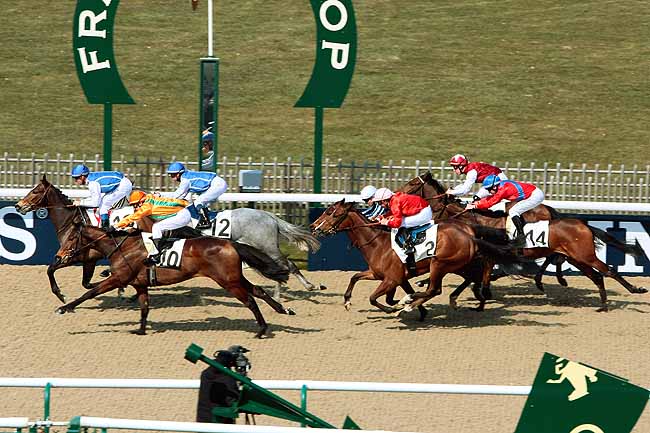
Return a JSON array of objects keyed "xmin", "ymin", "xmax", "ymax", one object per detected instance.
[
  {"xmin": 143, "ymin": 255, "xmax": 161, "ymax": 266},
  {"xmin": 196, "ymin": 218, "xmax": 211, "ymax": 229}
]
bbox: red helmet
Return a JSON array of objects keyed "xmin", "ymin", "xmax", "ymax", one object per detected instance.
[{"xmin": 449, "ymin": 154, "xmax": 468, "ymax": 166}]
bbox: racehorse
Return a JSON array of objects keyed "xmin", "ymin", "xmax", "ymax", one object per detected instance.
[
  {"xmin": 54, "ymin": 224, "xmax": 295, "ymax": 337},
  {"xmin": 400, "ymin": 171, "xmax": 567, "ymax": 291},
  {"xmin": 310, "ymin": 200, "xmax": 524, "ymax": 316},
  {"xmin": 135, "ymin": 206, "xmax": 324, "ymax": 299},
  {"xmin": 15, "ymin": 176, "xmax": 322, "ymax": 302},
  {"xmin": 15, "ymin": 175, "xmax": 105, "ymax": 302}
]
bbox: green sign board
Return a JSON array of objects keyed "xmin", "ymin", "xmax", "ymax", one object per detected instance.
[
  {"xmin": 295, "ymin": 0, "xmax": 357, "ymax": 108},
  {"xmin": 73, "ymin": 0, "xmax": 134, "ymax": 104},
  {"xmin": 515, "ymin": 353, "xmax": 648, "ymax": 433}
]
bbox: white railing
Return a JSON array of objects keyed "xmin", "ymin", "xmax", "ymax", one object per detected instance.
[
  {"xmin": 69, "ymin": 417, "xmax": 419, "ymax": 433},
  {"xmin": 2, "ymin": 187, "xmax": 650, "ymax": 213}
]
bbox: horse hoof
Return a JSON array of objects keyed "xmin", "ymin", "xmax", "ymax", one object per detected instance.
[
  {"xmin": 100, "ymin": 269, "xmax": 111, "ymax": 278},
  {"xmin": 633, "ymin": 287, "xmax": 648, "ymax": 294},
  {"xmin": 418, "ymin": 307, "xmax": 428, "ymax": 322},
  {"xmin": 344, "ymin": 301, "xmax": 352, "ymax": 311},
  {"xmin": 558, "ymin": 278, "xmax": 568, "ymax": 287},
  {"xmin": 596, "ymin": 306, "xmax": 609, "ymax": 312},
  {"xmin": 286, "ymin": 308, "xmax": 296, "ymax": 315},
  {"xmin": 398, "ymin": 294, "xmax": 414, "ymax": 306},
  {"xmin": 56, "ymin": 307, "xmax": 72, "ymax": 315},
  {"xmin": 130, "ymin": 329, "xmax": 147, "ymax": 335},
  {"xmin": 318, "ymin": 284, "xmax": 327, "ymax": 291}
]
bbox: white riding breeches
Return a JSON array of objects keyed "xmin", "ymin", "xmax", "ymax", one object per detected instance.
[
  {"xmin": 475, "ymin": 172, "xmax": 508, "ymax": 199},
  {"xmin": 152, "ymin": 208, "xmax": 192, "ymax": 239},
  {"xmin": 401, "ymin": 206, "xmax": 433, "ymax": 228},
  {"xmin": 509, "ymin": 188, "xmax": 545, "ymax": 217},
  {"xmin": 99, "ymin": 177, "xmax": 133, "ymax": 215},
  {"xmin": 194, "ymin": 176, "xmax": 227, "ymax": 208}
]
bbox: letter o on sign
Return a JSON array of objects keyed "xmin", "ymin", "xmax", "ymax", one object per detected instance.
[
  {"xmin": 570, "ymin": 424, "xmax": 604, "ymax": 433},
  {"xmin": 319, "ymin": 0, "xmax": 348, "ymax": 31}
]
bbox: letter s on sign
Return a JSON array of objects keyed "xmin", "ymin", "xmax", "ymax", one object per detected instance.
[{"xmin": 0, "ymin": 207, "xmax": 37, "ymax": 261}]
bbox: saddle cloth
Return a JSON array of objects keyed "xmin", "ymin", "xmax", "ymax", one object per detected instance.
[
  {"xmin": 188, "ymin": 207, "xmax": 232, "ymax": 239},
  {"xmin": 390, "ymin": 223, "xmax": 438, "ymax": 264},
  {"xmin": 506, "ymin": 218, "xmax": 550, "ymax": 248},
  {"xmin": 140, "ymin": 233, "xmax": 186, "ymax": 269}
]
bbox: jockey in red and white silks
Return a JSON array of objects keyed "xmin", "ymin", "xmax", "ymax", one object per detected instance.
[
  {"xmin": 372, "ymin": 188, "xmax": 432, "ymax": 228},
  {"xmin": 446, "ymin": 154, "xmax": 507, "ymax": 200}
]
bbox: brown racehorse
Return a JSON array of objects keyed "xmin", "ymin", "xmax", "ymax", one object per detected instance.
[
  {"xmin": 400, "ymin": 171, "xmax": 567, "ymax": 291},
  {"xmin": 15, "ymin": 175, "xmax": 107, "ymax": 302},
  {"xmin": 310, "ymin": 200, "xmax": 523, "ymax": 316},
  {"xmin": 54, "ymin": 224, "xmax": 295, "ymax": 337}
]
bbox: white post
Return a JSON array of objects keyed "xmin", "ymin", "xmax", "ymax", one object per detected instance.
[{"xmin": 207, "ymin": 0, "xmax": 214, "ymax": 57}]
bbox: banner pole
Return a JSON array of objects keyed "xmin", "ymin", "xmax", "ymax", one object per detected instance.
[{"xmin": 103, "ymin": 103, "xmax": 112, "ymax": 170}]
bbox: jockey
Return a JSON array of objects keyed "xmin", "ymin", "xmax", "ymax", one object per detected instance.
[
  {"xmin": 162, "ymin": 161, "xmax": 227, "ymax": 229},
  {"xmin": 114, "ymin": 190, "xmax": 190, "ymax": 265},
  {"xmin": 466, "ymin": 174, "xmax": 545, "ymax": 241},
  {"xmin": 373, "ymin": 187, "xmax": 432, "ymax": 274},
  {"xmin": 446, "ymin": 154, "xmax": 507, "ymax": 201},
  {"xmin": 200, "ymin": 131, "xmax": 215, "ymax": 170},
  {"xmin": 359, "ymin": 185, "xmax": 386, "ymax": 220},
  {"xmin": 71, "ymin": 164, "xmax": 133, "ymax": 229}
]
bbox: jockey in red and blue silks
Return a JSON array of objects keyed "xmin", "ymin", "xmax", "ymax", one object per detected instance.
[
  {"xmin": 71, "ymin": 164, "xmax": 133, "ymax": 229},
  {"xmin": 162, "ymin": 162, "xmax": 227, "ymax": 229},
  {"xmin": 466, "ymin": 175, "xmax": 545, "ymax": 240},
  {"xmin": 446, "ymin": 154, "xmax": 508, "ymax": 200}
]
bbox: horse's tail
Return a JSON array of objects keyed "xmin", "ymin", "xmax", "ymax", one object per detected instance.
[
  {"xmin": 473, "ymin": 238, "xmax": 541, "ymax": 275},
  {"xmin": 588, "ymin": 225, "xmax": 644, "ymax": 258},
  {"xmin": 263, "ymin": 211, "xmax": 321, "ymax": 252},
  {"xmin": 231, "ymin": 242, "xmax": 290, "ymax": 284}
]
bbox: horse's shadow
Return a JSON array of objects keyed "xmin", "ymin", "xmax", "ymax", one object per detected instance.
[
  {"xmin": 68, "ymin": 316, "xmax": 321, "ymax": 336},
  {"xmin": 356, "ymin": 278, "xmax": 649, "ymax": 330}
]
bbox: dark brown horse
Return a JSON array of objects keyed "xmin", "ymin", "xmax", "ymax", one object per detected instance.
[
  {"xmin": 310, "ymin": 200, "xmax": 523, "ymax": 316},
  {"xmin": 14, "ymin": 175, "xmax": 105, "ymax": 302},
  {"xmin": 400, "ymin": 171, "xmax": 567, "ymax": 290},
  {"xmin": 55, "ymin": 224, "xmax": 295, "ymax": 337}
]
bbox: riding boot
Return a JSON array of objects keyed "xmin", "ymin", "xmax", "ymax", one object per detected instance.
[
  {"xmin": 406, "ymin": 252, "xmax": 417, "ymax": 277},
  {"xmin": 196, "ymin": 206, "xmax": 211, "ymax": 229},
  {"xmin": 144, "ymin": 238, "xmax": 169, "ymax": 266},
  {"xmin": 100, "ymin": 214, "xmax": 110, "ymax": 230},
  {"xmin": 511, "ymin": 215, "xmax": 526, "ymax": 244}
]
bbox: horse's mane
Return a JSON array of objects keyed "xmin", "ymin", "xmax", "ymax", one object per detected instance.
[
  {"xmin": 420, "ymin": 171, "xmax": 448, "ymax": 194},
  {"xmin": 44, "ymin": 179, "xmax": 74, "ymax": 206}
]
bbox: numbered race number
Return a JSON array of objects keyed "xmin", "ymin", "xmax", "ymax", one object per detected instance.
[{"xmin": 210, "ymin": 209, "xmax": 232, "ymax": 239}]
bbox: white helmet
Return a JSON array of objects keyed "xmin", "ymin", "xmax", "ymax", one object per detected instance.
[
  {"xmin": 359, "ymin": 185, "xmax": 377, "ymax": 201},
  {"xmin": 373, "ymin": 187, "xmax": 394, "ymax": 202}
]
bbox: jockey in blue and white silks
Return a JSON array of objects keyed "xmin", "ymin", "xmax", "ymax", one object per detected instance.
[
  {"xmin": 71, "ymin": 164, "xmax": 133, "ymax": 229},
  {"xmin": 359, "ymin": 185, "xmax": 388, "ymax": 220},
  {"xmin": 163, "ymin": 162, "xmax": 227, "ymax": 229}
]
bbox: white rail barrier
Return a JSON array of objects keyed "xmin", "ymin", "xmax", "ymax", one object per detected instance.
[
  {"xmin": 71, "ymin": 416, "xmax": 419, "ymax": 433},
  {"xmin": 2, "ymin": 188, "xmax": 650, "ymax": 212},
  {"xmin": 0, "ymin": 377, "xmax": 533, "ymax": 395},
  {"xmin": 0, "ymin": 418, "xmax": 29, "ymax": 428}
]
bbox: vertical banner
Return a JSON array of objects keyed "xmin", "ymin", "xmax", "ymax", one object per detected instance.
[
  {"xmin": 514, "ymin": 353, "xmax": 649, "ymax": 433},
  {"xmin": 73, "ymin": 0, "xmax": 134, "ymax": 104},
  {"xmin": 295, "ymin": 0, "xmax": 357, "ymax": 108}
]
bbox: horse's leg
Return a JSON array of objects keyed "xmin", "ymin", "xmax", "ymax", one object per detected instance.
[
  {"xmin": 551, "ymin": 254, "xmax": 568, "ymax": 286},
  {"xmin": 56, "ymin": 275, "xmax": 123, "ymax": 314},
  {"xmin": 249, "ymin": 284, "xmax": 296, "ymax": 316},
  {"xmin": 132, "ymin": 285, "xmax": 150, "ymax": 335},
  {"xmin": 221, "ymin": 281, "xmax": 269, "ymax": 338},
  {"xmin": 369, "ymin": 280, "xmax": 401, "ymax": 314},
  {"xmin": 399, "ymin": 280, "xmax": 427, "ymax": 321},
  {"xmin": 449, "ymin": 279, "xmax": 471, "ymax": 310},
  {"xmin": 343, "ymin": 270, "xmax": 376, "ymax": 310},
  {"xmin": 598, "ymin": 267, "xmax": 648, "ymax": 294},
  {"xmin": 404, "ymin": 271, "xmax": 444, "ymax": 311},
  {"xmin": 46, "ymin": 259, "xmax": 67, "ymax": 303},
  {"xmin": 81, "ymin": 261, "xmax": 98, "ymax": 290},
  {"xmin": 470, "ymin": 282, "xmax": 487, "ymax": 312},
  {"xmin": 287, "ymin": 259, "xmax": 326, "ymax": 291},
  {"xmin": 566, "ymin": 258, "xmax": 608, "ymax": 312}
]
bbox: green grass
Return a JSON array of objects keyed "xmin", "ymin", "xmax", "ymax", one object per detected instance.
[{"xmin": 1, "ymin": 0, "xmax": 648, "ymax": 165}]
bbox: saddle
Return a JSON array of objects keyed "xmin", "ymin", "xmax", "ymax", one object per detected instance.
[
  {"xmin": 394, "ymin": 223, "xmax": 431, "ymax": 249},
  {"xmin": 164, "ymin": 226, "xmax": 206, "ymax": 241}
]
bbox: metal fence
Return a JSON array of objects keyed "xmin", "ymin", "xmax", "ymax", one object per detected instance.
[{"xmin": 2, "ymin": 152, "xmax": 649, "ymax": 221}]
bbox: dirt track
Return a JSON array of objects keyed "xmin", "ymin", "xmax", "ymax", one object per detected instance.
[{"xmin": 0, "ymin": 265, "xmax": 649, "ymax": 433}]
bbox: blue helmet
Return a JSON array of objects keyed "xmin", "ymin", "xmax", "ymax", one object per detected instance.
[
  {"xmin": 167, "ymin": 162, "xmax": 186, "ymax": 175},
  {"xmin": 202, "ymin": 131, "xmax": 215, "ymax": 143},
  {"xmin": 71, "ymin": 164, "xmax": 90, "ymax": 178},
  {"xmin": 482, "ymin": 174, "xmax": 500, "ymax": 190}
]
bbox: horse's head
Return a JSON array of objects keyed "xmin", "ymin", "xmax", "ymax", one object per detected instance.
[
  {"xmin": 310, "ymin": 199, "xmax": 356, "ymax": 236},
  {"xmin": 54, "ymin": 221, "xmax": 85, "ymax": 264},
  {"xmin": 15, "ymin": 174, "xmax": 72, "ymax": 215}
]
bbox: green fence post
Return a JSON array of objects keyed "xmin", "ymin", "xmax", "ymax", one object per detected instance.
[
  {"xmin": 300, "ymin": 384, "xmax": 308, "ymax": 428},
  {"xmin": 43, "ymin": 382, "xmax": 51, "ymax": 433}
]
